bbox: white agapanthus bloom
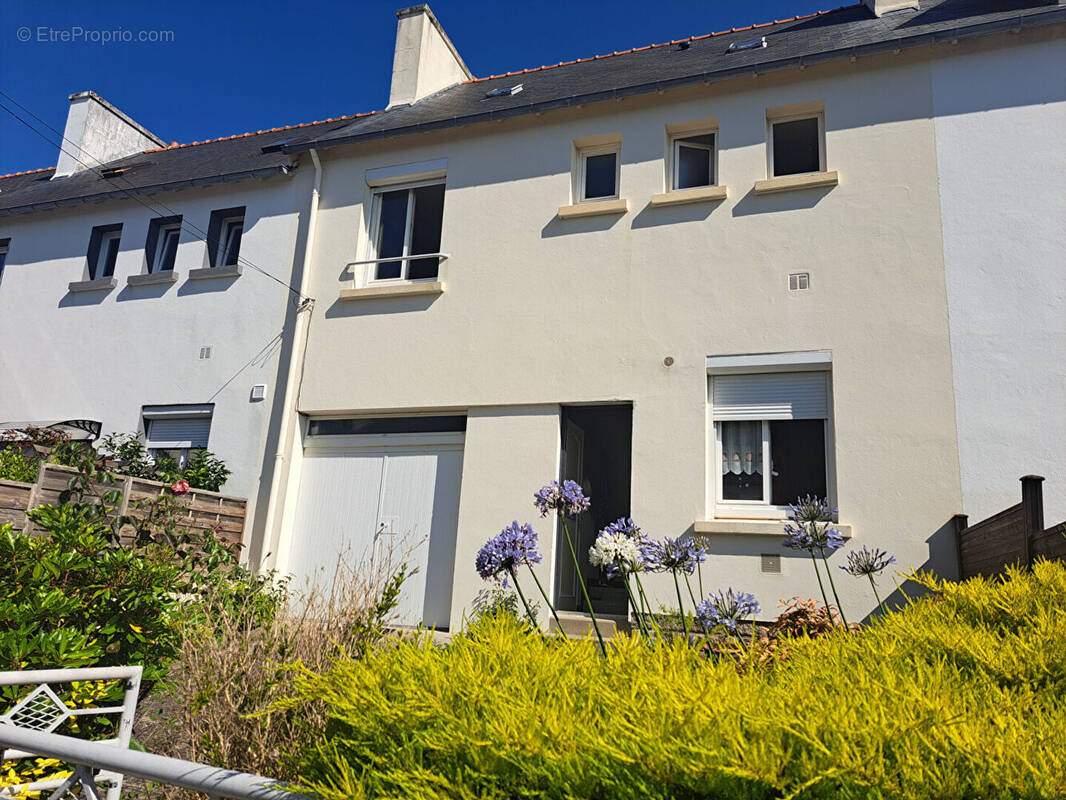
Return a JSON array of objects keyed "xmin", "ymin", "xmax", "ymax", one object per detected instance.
[{"xmin": 588, "ymin": 531, "xmax": 642, "ymax": 574}]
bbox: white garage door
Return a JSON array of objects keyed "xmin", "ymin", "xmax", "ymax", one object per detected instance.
[{"xmin": 286, "ymin": 428, "xmax": 464, "ymax": 630}]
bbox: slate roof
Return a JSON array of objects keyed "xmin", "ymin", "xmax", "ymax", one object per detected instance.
[
  {"xmin": 0, "ymin": 0, "xmax": 1062, "ymax": 216},
  {"xmin": 280, "ymin": 0, "xmax": 1066, "ymax": 153}
]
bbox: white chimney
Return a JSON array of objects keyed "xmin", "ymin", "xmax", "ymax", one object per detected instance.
[
  {"xmin": 388, "ymin": 5, "xmax": 472, "ymax": 109},
  {"xmin": 52, "ymin": 91, "xmax": 165, "ymax": 179},
  {"xmin": 862, "ymin": 0, "xmax": 919, "ymax": 16}
]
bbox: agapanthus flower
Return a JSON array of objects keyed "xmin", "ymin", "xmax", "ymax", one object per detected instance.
[
  {"xmin": 533, "ymin": 480, "xmax": 591, "ymax": 518},
  {"xmin": 647, "ymin": 537, "xmax": 707, "ymax": 575},
  {"xmin": 783, "ymin": 496, "xmax": 845, "ymax": 553},
  {"xmin": 696, "ymin": 588, "xmax": 761, "ymax": 631},
  {"xmin": 840, "ymin": 546, "xmax": 896, "ymax": 577},
  {"xmin": 600, "ymin": 517, "xmax": 642, "ymax": 540},
  {"xmin": 588, "ymin": 531, "xmax": 643, "ymax": 578},
  {"xmin": 475, "ymin": 521, "xmax": 542, "ymax": 583}
]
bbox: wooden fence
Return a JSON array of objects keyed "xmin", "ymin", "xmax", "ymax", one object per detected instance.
[
  {"xmin": 0, "ymin": 463, "xmax": 246, "ymax": 546},
  {"xmin": 953, "ymin": 475, "xmax": 1066, "ymax": 579}
]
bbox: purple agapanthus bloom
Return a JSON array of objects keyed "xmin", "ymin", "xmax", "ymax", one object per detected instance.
[
  {"xmin": 533, "ymin": 480, "xmax": 591, "ymax": 518},
  {"xmin": 840, "ymin": 546, "xmax": 896, "ymax": 577},
  {"xmin": 783, "ymin": 496, "xmax": 845, "ymax": 553},
  {"xmin": 696, "ymin": 588, "xmax": 761, "ymax": 631},
  {"xmin": 600, "ymin": 517, "xmax": 642, "ymax": 540},
  {"xmin": 647, "ymin": 536, "xmax": 707, "ymax": 575},
  {"xmin": 475, "ymin": 521, "xmax": 543, "ymax": 584}
]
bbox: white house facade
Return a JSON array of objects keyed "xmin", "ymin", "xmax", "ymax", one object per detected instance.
[
  {"xmin": 252, "ymin": 0, "xmax": 1066, "ymax": 629},
  {"xmin": 0, "ymin": 93, "xmax": 339, "ymax": 539},
  {"xmin": 1, "ymin": 0, "xmax": 1062, "ymax": 632}
]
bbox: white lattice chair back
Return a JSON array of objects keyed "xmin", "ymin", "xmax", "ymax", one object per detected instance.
[{"xmin": 0, "ymin": 666, "xmax": 142, "ymax": 800}]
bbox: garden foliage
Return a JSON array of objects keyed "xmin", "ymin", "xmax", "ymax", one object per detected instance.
[{"xmin": 286, "ymin": 561, "xmax": 1066, "ymax": 800}]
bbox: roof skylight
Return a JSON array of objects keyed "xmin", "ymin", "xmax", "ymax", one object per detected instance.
[
  {"xmin": 485, "ymin": 84, "xmax": 523, "ymax": 98},
  {"xmin": 728, "ymin": 36, "xmax": 767, "ymax": 53}
]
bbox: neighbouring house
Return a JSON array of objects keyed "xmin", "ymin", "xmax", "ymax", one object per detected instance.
[
  {"xmin": 2, "ymin": 0, "xmax": 1063, "ymax": 631},
  {"xmin": 0, "ymin": 92, "xmax": 337, "ymax": 537}
]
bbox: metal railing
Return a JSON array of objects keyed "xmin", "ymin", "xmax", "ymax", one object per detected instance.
[
  {"xmin": 0, "ymin": 666, "xmax": 141, "ymax": 800},
  {"xmin": 0, "ymin": 666, "xmax": 308, "ymax": 800},
  {"xmin": 0, "ymin": 726, "xmax": 304, "ymax": 800}
]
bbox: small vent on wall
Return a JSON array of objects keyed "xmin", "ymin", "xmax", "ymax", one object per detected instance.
[
  {"xmin": 250, "ymin": 384, "xmax": 267, "ymax": 402},
  {"xmin": 788, "ymin": 272, "xmax": 810, "ymax": 291},
  {"xmin": 761, "ymin": 553, "xmax": 782, "ymax": 573},
  {"xmin": 199, "ymin": 346, "xmax": 212, "ymax": 360}
]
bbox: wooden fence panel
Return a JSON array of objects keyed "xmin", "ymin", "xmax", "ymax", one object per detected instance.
[
  {"xmin": 956, "ymin": 475, "xmax": 1065, "ymax": 578},
  {"xmin": 0, "ymin": 480, "xmax": 33, "ymax": 528},
  {"xmin": 6, "ymin": 463, "xmax": 246, "ymax": 547}
]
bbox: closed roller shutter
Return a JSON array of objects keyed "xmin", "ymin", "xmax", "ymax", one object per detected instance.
[
  {"xmin": 712, "ymin": 372, "xmax": 828, "ymax": 420},
  {"xmin": 145, "ymin": 416, "xmax": 211, "ymax": 449}
]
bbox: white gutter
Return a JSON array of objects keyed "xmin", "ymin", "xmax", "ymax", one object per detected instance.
[{"xmin": 259, "ymin": 148, "xmax": 321, "ymax": 572}]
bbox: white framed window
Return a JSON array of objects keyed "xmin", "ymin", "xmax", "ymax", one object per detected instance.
[
  {"xmin": 671, "ymin": 132, "xmax": 716, "ymax": 190},
  {"xmin": 143, "ymin": 404, "xmax": 212, "ymax": 469},
  {"xmin": 576, "ymin": 143, "xmax": 620, "ymax": 202},
  {"xmin": 0, "ymin": 238, "xmax": 8, "ymax": 284},
  {"xmin": 709, "ymin": 369, "xmax": 832, "ymax": 518},
  {"xmin": 768, "ymin": 111, "xmax": 826, "ymax": 178},
  {"xmin": 145, "ymin": 216, "xmax": 182, "ymax": 273},
  {"xmin": 87, "ymin": 224, "xmax": 122, "ymax": 280},
  {"xmin": 207, "ymin": 206, "xmax": 245, "ymax": 268},
  {"xmin": 366, "ymin": 182, "xmax": 445, "ymax": 283}
]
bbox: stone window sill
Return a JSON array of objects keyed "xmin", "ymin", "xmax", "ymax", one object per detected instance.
[
  {"xmin": 694, "ymin": 519, "xmax": 853, "ymax": 538},
  {"xmin": 127, "ymin": 271, "xmax": 178, "ymax": 287},
  {"xmin": 650, "ymin": 185, "xmax": 728, "ymax": 207},
  {"xmin": 188, "ymin": 264, "xmax": 242, "ymax": 280},
  {"xmin": 68, "ymin": 277, "xmax": 117, "ymax": 293},
  {"xmin": 556, "ymin": 198, "xmax": 629, "ymax": 219},
  {"xmin": 753, "ymin": 170, "xmax": 839, "ymax": 195},
  {"xmin": 339, "ymin": 281, "xmax": 444, "ymax": 301}
]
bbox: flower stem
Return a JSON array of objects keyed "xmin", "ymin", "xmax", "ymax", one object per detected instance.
[
  {"xmin": 697, "ymin": 560, "xmax": 704, "ymax": 600},
  {"xmin": 672, "ymin": 569, "xmax": 690, "ymax": 641},
  {"xmin": 621, "ymin": 571, "xmax": 649, "ymax": 638},
  {"xmin": 508, "ymin": 568, "xmax": 540, "ymax": 635},
  {"xmin": 526, "ymin": 561, "xmax": 564, "ymax": 635},
  {"xmin": 868, "ymin": 574, "xmax": 884, "ymax": 615},
  {"xmin": 633, "ymin": 573, "xmax": 664, "ymax": 641},
  {"xmin": 820, "ymin": 549, "xmax": 849, "ymax": 627},
  {"xmin": 809, "ymin": 550, "xmax": 832, "ymax": 619},
  {"xmin": 561, "ymin": 517, "xmax": 608, "ymax": 656},
  {"xmin": 683, "ymin": 572, "xmax": 700, "ymax": 610}
]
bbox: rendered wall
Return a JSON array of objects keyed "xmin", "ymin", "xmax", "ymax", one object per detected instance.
[
  {"xmin": 932, "ymin": 35, "xmax": 1066, "ymax": 526},
  {"xmin": 296, "ymin": 46, "xmax": 971, "ymax": 622}
]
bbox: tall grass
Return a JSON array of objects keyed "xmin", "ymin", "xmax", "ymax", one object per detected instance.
[
  {"xmin": 134, "ymin": 553, "xmax": 408, "ymax": 793},
  {"xmin": 284, "ymin": 561, "xmax": 1066, "ymax": 800}
]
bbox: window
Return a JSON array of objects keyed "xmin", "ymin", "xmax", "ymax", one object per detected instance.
[
  {"xmin": 143, "ymin": 404, "xmax": 212, "ymax": 469},
  {"xmin": 711, "ymin": 370, "xmax": 831, "ymax": 514},
  {"xmin": 672, "ymin": 133, "xmax": 716, "ymax": 190},
  {"xmin": 207, "ymin": 207, "xmax": 245, "ymax": 268},
  {"xmin": 368, "ymin": 183, "xmax": 445, "ymax": 282},
  {"xmin": 0, "ymin": 239, "xmax": 8, "ymax": 283},
  {"xmin": 769, "ymin": 115, "xmax": 824, "ymax": 177},
  {"xmin": 145, "ymin": 216, "xmax": 182, "ymax": 273},
  {"xmin": 87, "ymin": 224, "xmax": 123, "ymax": 280},
  {"xmin": 577, "ymin": 145, "xmax": 619, "ymax": 201}
]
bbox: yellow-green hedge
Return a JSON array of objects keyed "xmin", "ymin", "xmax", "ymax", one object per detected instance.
[{"xmin": 284, "ymin": 562, "xmax": 1066, "ymax": 799}]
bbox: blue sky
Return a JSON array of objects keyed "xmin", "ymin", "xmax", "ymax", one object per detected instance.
[{"xmin": 0, "ymin": 0, "xmax": 827, "ymax": 175}]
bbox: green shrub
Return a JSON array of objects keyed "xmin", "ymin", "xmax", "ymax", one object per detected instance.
[
  {"xmin": 286, "ymin": 561, "xmax": 1066, "ymax": 800},
  {"xmin": 0, "ymin": 445, "xmax": 39, "ymax": 483},
  {"xmin": 0, "ymin": 507, "xmax": 184, "ymax": 681}
]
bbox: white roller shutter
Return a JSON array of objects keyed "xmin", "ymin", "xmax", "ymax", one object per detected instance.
[
  {"xmin": 712, "ymin": 372, "xmax": 828, "ymax": 420},
  {"xmin": 146, "ymin": 416, "xmax": 211, "ymax": 449}
]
